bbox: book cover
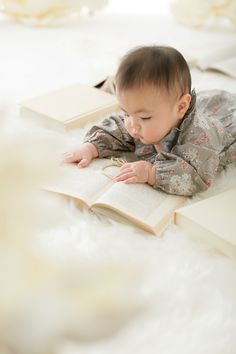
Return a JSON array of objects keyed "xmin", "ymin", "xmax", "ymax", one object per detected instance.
[
  {"xmin": 20, "ymin": 83, "xmax": 119, "ymax": 132},
  {"xmin": 175, "ymin": 188, "xmax": 236, "ymax": 258}
]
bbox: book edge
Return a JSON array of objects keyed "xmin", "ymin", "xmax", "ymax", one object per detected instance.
[
  {"xmin": 175, "ymin": 212, "xmax": 236, "ymax": 258},
  {"xmin": 92, "ymin": 202, "xmax": 156, "ymax": 234}
]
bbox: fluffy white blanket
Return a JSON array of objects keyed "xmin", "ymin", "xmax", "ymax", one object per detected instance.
[
  {"xmin": 56, "ymin": 132, "xmax": 236, "ymax": 354},
  {"xmin": 1, "ymin": 12, "xmax": 236, "ymax": 354}
]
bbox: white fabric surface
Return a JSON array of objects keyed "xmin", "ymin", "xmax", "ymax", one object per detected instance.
[{"xmin": 1, "ymin": 11, "xmax": 236, "ymax": 354}]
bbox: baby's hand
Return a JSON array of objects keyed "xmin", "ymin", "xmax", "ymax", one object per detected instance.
[
  {"xmin": 63, "ymin": 142, "xmax": 98, "ymax": 167},
  {"xmin": 114, "ymin": 161, "xmax": 156, "ymax": 185}
]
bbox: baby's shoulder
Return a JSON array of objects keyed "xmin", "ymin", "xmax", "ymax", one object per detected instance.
[
  {"xmin": 178, "ymin": 89, "xmax": 235, "ymax": 147},
  {"xmin": 196, "ymin": 89, "xmax": 236, "ymax": 109}
]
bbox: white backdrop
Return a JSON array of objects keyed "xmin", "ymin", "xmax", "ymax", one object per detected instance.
[
  {"xmin": 0, "ymin": 2, "xmax": 236, "ymax": 354},
  {"xmin": 103, "ymin": 0, "xmax": 171, "ymax": 15}
]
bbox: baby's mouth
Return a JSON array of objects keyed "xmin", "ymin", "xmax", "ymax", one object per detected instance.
[{"xmin": 132, "ymin": 132, "xmax": 143, "ymax": 140}]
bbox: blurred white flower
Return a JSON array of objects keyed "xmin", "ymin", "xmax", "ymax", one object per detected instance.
[
  {"xmin": 0, "ymin": 0, "xmax": 107, "ymax": 25},
  {"xmin": 171, "ymin": 0, "xmax": 236, "ymax": 27}
]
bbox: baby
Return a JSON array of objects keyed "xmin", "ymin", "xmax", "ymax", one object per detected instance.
[{"xmin": 64, "ymin": 46, "xmax": 236, "ymax": 196}]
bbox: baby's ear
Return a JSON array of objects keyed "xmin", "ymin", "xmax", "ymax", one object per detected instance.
[{"xmin": 177, "ymin": 93, "xmax": 191, "ymax": 119}]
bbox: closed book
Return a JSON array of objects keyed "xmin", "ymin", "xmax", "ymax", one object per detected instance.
[
  {"xmin": 175, "ymin": 188, "xmax": 236, "ymax": 258},
  {"xmin": 20, "ymin": 83, "xmax": 119, "ymax": 132}
]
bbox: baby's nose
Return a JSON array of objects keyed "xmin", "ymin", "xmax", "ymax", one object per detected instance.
[{"xmin": 130, "ymin": 117, "xmax": 140, "ymax": 130}]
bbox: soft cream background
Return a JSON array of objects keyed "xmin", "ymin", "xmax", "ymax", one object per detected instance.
[{"xmin": 0, "ymin": 1, "xmax": 236, "ymax": 354}]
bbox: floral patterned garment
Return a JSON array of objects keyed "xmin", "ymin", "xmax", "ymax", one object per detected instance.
[{"xmin": 84, "ymin": 89, "xmax": 236, "ymax": 196}]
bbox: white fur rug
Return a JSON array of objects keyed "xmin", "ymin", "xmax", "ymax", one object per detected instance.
[
  {"xmin": 1, "ymin": 11, "xmax": 236, "ymax": 354},
  {"xmin": 2, "ymin": 105, "xmax": 236, "ymax": 354},
  {"xmin": 37, "ymin": 118, "xmax": 236, "ymax": 354}
]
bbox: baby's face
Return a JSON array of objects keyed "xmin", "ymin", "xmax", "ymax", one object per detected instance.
[{"xmin": 117, "ymin": 84, "xmax": 185, "ymax": 145}]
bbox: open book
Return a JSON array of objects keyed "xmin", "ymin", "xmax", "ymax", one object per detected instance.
[
  {"xmin": 20, "ymin": 83, "xmax": 119, "ymax": 132},
  {"xmin": 175, "ymin": 188, "xmax": 236, "ymax": 258},
  {"xmin": 185, "ymin": 43, "xmax": 236, "ymax": 79},
  {"xmin": 42, "ymin": 159, "xmax": 186, "ymax": 235}
]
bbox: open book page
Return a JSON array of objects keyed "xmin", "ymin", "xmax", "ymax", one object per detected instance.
[
  {"xmin": 42, "ymin": 159, "xmax": 114, "ymax": 207},
  {"xmin": 183, "ymin": 42, "xmax": 236, "ymax": 78},
  {"xmin": 93, "ymin": 165, "xmax": 186, "ymax": 234},
  {"xmin": 43, "ymin": 159, "xmax": 186, "ymax": 234},
  {"xmin": 210, "ymin": 56, "xmax": 236, "ymax": 79}
]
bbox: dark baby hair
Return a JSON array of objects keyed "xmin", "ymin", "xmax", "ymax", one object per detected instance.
[{"xmin": 115, "ymin": 46, "xmax": 192, "ymax": 98}]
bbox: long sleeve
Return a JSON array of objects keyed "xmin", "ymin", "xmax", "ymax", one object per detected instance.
[
  {"xmin": 152, "ymin": 145, "xmax": 220, "ymax": 196},
  {"xmin": 84, "ymin": 114, "xmax": 135, "ymax": 158},
  {"xmin": 151, "ymin": 89, "xmax": 236, "ymax": 196}
]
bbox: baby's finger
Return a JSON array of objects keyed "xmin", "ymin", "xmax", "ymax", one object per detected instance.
[
  {"xmin": 62, "ymin": 152, "xmax": 72, "ymax": 160},
  {"xmin": 115, "ymin": 171, "xmax": 134, "ymax": 182},
  {"xmin": 124, "ymin": 176, "xmax": 138, "ymax": 184},
  {"xmin": 78, "ymin": 158, "xmax": 89, "ymax": 168},
  {"xmin": 114, "ymin": 169, "xmax": 129, "ymax": 179},
  {"xmin": 120, "ymin": 163, "xmax": 131, "ymax": 171},
  {"xmin": 118, "ymin": 166, "xmax": 133, "ymax": 175},
  {"xmin": 63, "ymin": 152, "xmax": 78, "ymax": 163}
]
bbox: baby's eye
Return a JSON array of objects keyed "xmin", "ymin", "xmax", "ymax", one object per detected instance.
[{"xmin": 141, "ymin": 116, "xmax": 152, "ymax": 121}]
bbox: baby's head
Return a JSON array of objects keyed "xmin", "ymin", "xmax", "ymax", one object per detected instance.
[{"xmin": 115, "ymin": 46, "xmax": 192, "ymax": 145}]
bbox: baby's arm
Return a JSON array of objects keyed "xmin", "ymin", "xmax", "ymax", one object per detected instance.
[
  {"xmin": 151, "ymin": 146, "xmax": 220, "ymax": 196},
  {"xmin": 84, "ymin": 114, "xmax": 135, "ymax": 158},
  {"xmin": 113, "ymin": 144, "xmax": 220, "ymax": 196},
  {"xmin": 64, "ymin": 114, "xmax": 135, "ymax": 167},
  {"xmin": 63, "ymin": 142, "xmax": 98, "ymax": 167}
]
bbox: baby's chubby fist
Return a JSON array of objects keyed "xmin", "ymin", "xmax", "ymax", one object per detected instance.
[{"xmin": 63, "ymin": 142, "xmax": 98, "ymax": 167}]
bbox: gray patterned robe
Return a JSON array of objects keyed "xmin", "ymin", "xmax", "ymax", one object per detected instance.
[{"xmin": 84, "ymin": 89, "xmax": 236, "ymax": 196}]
